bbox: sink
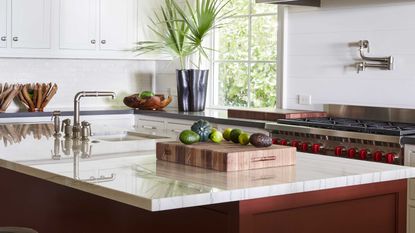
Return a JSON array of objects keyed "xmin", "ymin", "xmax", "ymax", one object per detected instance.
[{"xmin": 94, "ymin": 131, "xmax": 170, "ymax": 142}]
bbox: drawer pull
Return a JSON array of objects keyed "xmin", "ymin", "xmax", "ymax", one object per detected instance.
[
  {"xmin": 171, "ymin": 129, "xmax": 182, "ymax": 133},
  {"xmin": 142, "ymin": 125, "xmax": 157, "ymax": 130}
]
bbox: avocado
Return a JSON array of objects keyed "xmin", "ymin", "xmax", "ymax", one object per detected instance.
[{"xmin": 249, "ymin": 133, "xmax": 273, "ymax": 148}]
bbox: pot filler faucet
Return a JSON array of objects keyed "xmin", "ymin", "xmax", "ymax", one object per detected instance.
[{"xmin": 72, "ymin": 91, "xmax": 116, "ymax": 139}]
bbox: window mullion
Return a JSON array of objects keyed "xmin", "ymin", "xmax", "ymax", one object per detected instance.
[{"xmin": 247, "ymin": 1, "xmax": 253, "ymax": 108}]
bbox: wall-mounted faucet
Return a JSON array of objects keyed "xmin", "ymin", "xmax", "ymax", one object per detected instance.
[
  {"xmin": 355, "ymin": 40, "xmax": 394, "ymax": 73},
  {"xmin": 73, "ymin": 91, "xmax": 116, "ymax": 139}
]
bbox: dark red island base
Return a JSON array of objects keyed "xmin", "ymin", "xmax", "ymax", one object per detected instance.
[{"xmin": 0, "ymin": 167, "xmax": 407, "ymax": 233}]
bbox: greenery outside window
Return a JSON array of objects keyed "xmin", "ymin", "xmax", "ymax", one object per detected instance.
[{"xmin": 211, "ymin": 0, "xmax": 278, "ymax": 108}]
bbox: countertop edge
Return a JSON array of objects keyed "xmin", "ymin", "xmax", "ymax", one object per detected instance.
[{"xmin": 2, "ymin": 153, "xmax": 415, "ymax": 212}]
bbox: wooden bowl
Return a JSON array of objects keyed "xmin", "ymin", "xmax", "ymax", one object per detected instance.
[{"xmin": 123, "ymin": 94, "xmax": 173, "ymax": 110}]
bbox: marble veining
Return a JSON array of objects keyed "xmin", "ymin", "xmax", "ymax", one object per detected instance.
[{"xmin": 1, "ymin": 123, "xmax": 415, "ymax": 212}]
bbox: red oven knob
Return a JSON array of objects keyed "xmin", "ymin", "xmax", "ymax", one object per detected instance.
[
  {"xmin": 359, "ymin": 149, "xmax": 369, "ymax": 160},
  {"xmin": 347, "ymin": 148, "xmax": 357, "ymax": 159},
  {"xmin": 300, "ymin": 142, "xmax": 310, "ymax": 152},
  {"xmin": 386, "ymin": 153, "xmax": 397, "ymax": 164},
  {"xmin": 272, "ymin": 138, "xmax": 279, "ymax": 145},
  {"xmin": 291, "ymin": 140, "xmax": 300, "ymax": 148},
  {"xmin": 279, "ymin": 139, "xmax": 288, "ymax": 146},
  {"xmin": 311, "ymin": 144, "xmax": 322, "ymax": 153},
  {"xmin": 373, "ymin": 151, "xmax": 383, "ymax": 162},
  {"xmin": 335, "ymin": 146, "xmax": 345, "ymax": 156}
]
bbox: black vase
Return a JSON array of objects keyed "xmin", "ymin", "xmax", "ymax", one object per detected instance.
[{"xmin": 176, "ymin": 69, "xmax": 209, "ymax": 112}]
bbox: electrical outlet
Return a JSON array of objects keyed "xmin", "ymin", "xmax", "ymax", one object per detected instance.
[{"xmin": 298, "ymin": 95, "xmax": 312, "ymax": 105}]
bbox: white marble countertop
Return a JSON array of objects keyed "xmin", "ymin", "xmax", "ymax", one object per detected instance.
[{"xmin": 1, "ymin": 122, "xmax": 415, "ymax": 212}]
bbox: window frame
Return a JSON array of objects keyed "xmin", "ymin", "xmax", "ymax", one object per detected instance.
[{"xmin": 207, "ymin": 3, "xmax": 286, "ymax": 110}]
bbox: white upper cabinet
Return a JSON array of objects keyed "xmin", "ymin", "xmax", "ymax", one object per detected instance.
[
  {"xmin": 59, "ymin": 0, "xmax": 98, "ymax": 50},
  {"xmin": 137, "ymin": 0, "xmax": 162, "ymax": 42},
  {"xmin": 11, "ymin": 0, "xmax": 52, "ymax": 49},
  {"xmin": 99, "ymin": 0, "xmax": 137, "ymax": 51},
  {"xmin": 0, "ymin": 0, "xmax": 7, "ymax": 48},
  {"xmin": 0, "ymin": 0, "xmax": 169, "ymax": 60}
]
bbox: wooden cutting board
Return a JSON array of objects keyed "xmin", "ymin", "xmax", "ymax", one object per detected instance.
[{"xmin": 156, "ymin": 141, "xmax": 296, "ymax": 172}]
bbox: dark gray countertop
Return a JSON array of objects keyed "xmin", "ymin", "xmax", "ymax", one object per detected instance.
[
  {"xmin": 134, "ymin": 108, "xmax": 271, "ymax": 128},
  {"xmin": 0, "ymin": 107, "xmax": 271, "ymax": 129},
  {"xmin": 0, "ymin": 108, "xmax": 133, "ymax": 118}
]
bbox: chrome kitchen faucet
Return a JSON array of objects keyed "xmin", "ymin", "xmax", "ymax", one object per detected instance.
[{"xmin": 72, "ymin": 91, "xmax": 116, "ymax": 139}]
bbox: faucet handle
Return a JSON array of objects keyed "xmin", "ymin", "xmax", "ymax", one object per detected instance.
[
  {"xmin": 81, "ymin": 121, "xmax": 92, "ymax": 140},
  {"xmin": 359, "ymin": 40, "xmax": 370, "ymax": 52},
  {"xmin": 51, "ymin": 110, "xmax": 61, "ymax": 120}
]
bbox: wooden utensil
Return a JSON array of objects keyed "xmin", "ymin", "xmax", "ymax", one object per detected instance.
[{"xmin": 17, "ymin": 83, "xmax": 58, "ymax": 112}]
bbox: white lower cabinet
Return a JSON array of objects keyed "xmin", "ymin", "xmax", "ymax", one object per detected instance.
[
  {"xmin": 11, "ymin": 0, "xmax": 52, "ymax": 49},
  {"xmin": 135, "ymin": 117, "xmax": 165, "ymax": 135},
  {"xmin": 134, "ymin": 115, "xmax": 270, "ymax": 139},
  {"xmin": 166, "ymin": 121, "xmax": 193, "ymax": 138},
  {"xmin": 216, "ymin": 124, "xmax": 269, "ymax": 135}
]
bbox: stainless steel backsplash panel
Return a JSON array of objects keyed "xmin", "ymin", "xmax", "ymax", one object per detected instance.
[{"xmin": 326, "ymin": 105, "xmax": 415, "ymax": 123}]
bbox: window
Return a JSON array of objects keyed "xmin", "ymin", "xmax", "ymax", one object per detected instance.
[{"xmin": 212, "ymin": 0, "xmax": 278, "ymax": 108}]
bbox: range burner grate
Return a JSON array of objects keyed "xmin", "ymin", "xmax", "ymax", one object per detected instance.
[{"xmin": 277, "ymin": 117, "xmax": 415, "ymax": 136}]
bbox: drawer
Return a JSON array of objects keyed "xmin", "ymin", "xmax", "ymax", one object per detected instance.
[
  {"xmin": 166, "ymin": 122, "xmax": 192, "ymax": 136},
  {"xmin": 410, "ymin": 179, "xmax": 415, "ymax": 201},
  {"xmin": 136, "ymin": 119, "xmax": 165, "ymax": 135}
]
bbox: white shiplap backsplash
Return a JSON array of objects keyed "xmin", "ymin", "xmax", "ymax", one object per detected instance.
[
  {"xmin": 0, "ymin": 58, "xmax": 155, "ymax": 112},
  {"xmin": 285, "ymin": 0, "xmax": 415, "ymax": 111}
]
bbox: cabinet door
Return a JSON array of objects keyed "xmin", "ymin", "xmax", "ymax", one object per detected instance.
[
  {"xmin": 59, "ymin": 0, "xmax": 97, "ymax": 50},
  {"xmin": 11, "ymin": 0, "xmax": 51, "ymax": 49},
  {"xmin": 99, "ymin": 0, "xmax": 137, "ymax": 51},
  {"xmin": 136, "ymin": 0, "xmax": 162, "ymax": 42},
  {"xmin": 0, "ymin": 0, "xmax": 7, "ymax": 48}
]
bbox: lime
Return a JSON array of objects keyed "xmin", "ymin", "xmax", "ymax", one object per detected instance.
[
  {"xmin": 223, "ymin": 128, "xmax": 233, "ymax": 141},
  {"xmin": 140, "ymin": 91, "xmax": 154, "ymax": 99},
  {"xmin": 210, "ymin": 131, "xmax": 223, "ymax": 143},
  {"xmin": 230, "ymin": 129, "xmax": 243, "ymax": 143},
  {"xmin": 238, "ymin": 133, "xmax": 250, "ymax": 145},
  {"xmin": 179, "ymin": 130, "xmax": 200, "ymax": 145},
  {"xmin": 211, "ymin": 128, "xmax": 218, "ymax": 133}
]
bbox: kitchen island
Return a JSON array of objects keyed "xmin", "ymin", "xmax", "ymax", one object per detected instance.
[{"xmin": 0, "ymin": 123, "xmax": 414, "ymax": 233}]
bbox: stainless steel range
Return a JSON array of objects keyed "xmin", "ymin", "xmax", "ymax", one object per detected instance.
[{"xmin": 266, "ymin": 105, "xmax": 415, "ymax": 165}]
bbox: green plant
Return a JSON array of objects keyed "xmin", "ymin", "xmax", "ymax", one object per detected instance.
[{"xmin": 134, "ymin": 0, "xmax": 232, "ymax": 69}]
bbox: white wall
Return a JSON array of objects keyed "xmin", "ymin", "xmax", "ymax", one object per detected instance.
[
  {"xmin": 285, "ymin": 0, "xmax": 415, "ymax": 111},
  {"xmin": 0, "ymin": 58, "xmax": 154, "ymax": 112}
]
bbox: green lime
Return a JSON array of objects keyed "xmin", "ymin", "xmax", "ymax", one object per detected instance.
[
  {"xmin": 140, "ymin": 91, "xmax": 154, "ymax": 99},
  {"xmin": 223, "ymin": 128, "xmax": 233, "ymax": 141},
  {"xmin": 210, "ymin": 131, "xmax": 223, "ymax": 143},
  {"xmin": 211, "ymin": 128, "xmax": 218, "ymax": 133},
  {"xmin": 238, "ymin": 133, "xmax": 250, "ymax": 145},
  {"xmin": 179, "ymin": 130, "xmax": 200, "ymax": 145},
  {"xmin": 230, "ymin": 129, "xmax": 243, "ymax": 144}
]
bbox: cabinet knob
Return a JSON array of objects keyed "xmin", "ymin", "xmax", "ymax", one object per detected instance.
[
  {"xmin": 90, "ymin": 39, "xmax": 96, "ymax": 44},
  {"xmin": 12, "ymin": 37, "xmax": 18, "ymax": 42},
  {"xmin": 0, "ymin": 36, "xmax": 6, "ymax": 41},
  {"xmin": 101, "ymin": 40, "xmax": 106, "ymax": 44}
]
